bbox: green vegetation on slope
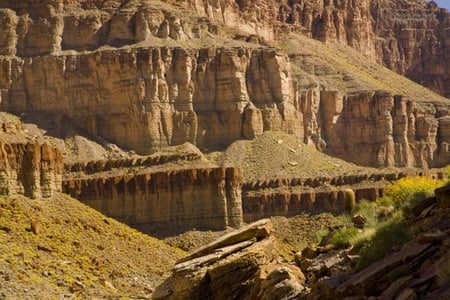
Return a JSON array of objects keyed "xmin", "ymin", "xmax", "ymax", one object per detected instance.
[
  {"xmin": 0, "ymin": 194, "xmax": 184, "ymax": 299},
  {"xmin": 327, "ymin": 176, "xmax": 445, "ymax": 270}
]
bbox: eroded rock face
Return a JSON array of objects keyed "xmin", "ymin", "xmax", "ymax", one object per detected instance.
[
  {"xmin": 62, "ymin": 167, "xmax": 243, "ymax": 232},
  {"xmin": 0, "ymin": 0, "xmax": 449, "ymax": 169},
  {"xmin": 1, "ymin": 47, "xmax": 448, "ymax": 167},
  {"xmin": 178, "ymin": 0, "xmax": 450, "ymax": 97},
  {"xmin": 153, "ymin": 219, "xmax": 309, "ymax": 300},
  {"xmin": 0, "ymin": 142, "xmax": 63, "ymax": 198},
  {"xmin": 0, "ymin": 116, "xmax": 63, "ymax": 199},
  {"xmin": 0, "ymin": 47, "xmax": 300, "ymax": 154}
]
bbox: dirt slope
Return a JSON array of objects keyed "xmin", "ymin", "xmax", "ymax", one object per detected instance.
[{"xmin": 0, "ymin": 194, "xmax": 184, "ymax": 299}]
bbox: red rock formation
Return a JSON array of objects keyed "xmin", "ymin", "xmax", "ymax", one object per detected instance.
[
  {"xmin": 241, "ymin": 169, "xmax": 444, "ymax": 222},
  {"xmin": 62, "ymin": 167, "xmax": 243, "ymax": 232},
  {"xmin": 0, "ymin": 0, "xmax": 449, "ymax": 169},
  {"xmin": 0, "ymin": 141, "xmax": 63, "ymax": 198}
]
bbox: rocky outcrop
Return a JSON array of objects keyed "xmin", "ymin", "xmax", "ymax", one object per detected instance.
[
  {"xmin": 308, "ymin": 185, "xmax": 450, "ymax": 299},
  {"xmin": 62, "ymin": 167, "xmax": 243, "ymax": 233},
  {"xmin": 153, "ymin": 219, "xmax": 309, "ymax": 299},
  {"xmin": 0, "ymin": 115, "xmax": 63, "ymax": 198},
  {"xmin": 0, "ymin": 141, "xmax": 63, "ymax": 199}
]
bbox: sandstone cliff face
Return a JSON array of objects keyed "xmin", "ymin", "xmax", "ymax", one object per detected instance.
[
  {"xmin": 0, "ymin": 0, "xmax": 449, "ymax": 169},
  {"xmin": 0, "ymin": 47, "xmax": 301, "ymax": 154},
  {"xmin": 0, "ymin": 116, "xmax": 63, "ymax": 199},
  {"xmin": 178, "ymin": 0, "xmax": 450, "ymax": 97},
  {"xmin": 62, "ymin": 167, "xmax": 243, "ymax": 233},
  {"xmin": 319, "ymin": 90, "xmax": 449, "ymax": 168},
  {"xmin": 0, "ymin": 141, "xmax": 63, "ymax": 199},
  {"xmin": 1, "ymin": 46, "xmax": 448, "ymax": 168}
]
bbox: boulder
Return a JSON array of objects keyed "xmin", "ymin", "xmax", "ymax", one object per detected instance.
[{"xmin": 153, "ymin": 219, "xmax": 307, "ymax": 300}]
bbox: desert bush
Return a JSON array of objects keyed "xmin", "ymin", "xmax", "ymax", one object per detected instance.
[
  {"xmin": 314, "ymin": 229, "xmax": 329, "ymax": 244},
  {"xmin": 353, "ymin": 199, "xmax": 379, "ymax": 226},
  {"xmin": 384, "ymin": 177, "xmax": 443, "ymax": 211},
  {"xmin": 331, "ymin": 227, "xmax": 359, "ymax": 249},
  {"xmin": 356, "ymin": 218, "xmax": 412, "ymax": 270}
]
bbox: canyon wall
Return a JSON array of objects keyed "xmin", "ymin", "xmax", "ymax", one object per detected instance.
[
  {"xmin": 0, "ymin": 47, "xmax": 301, "ymax": 153},
  {"xmin": 0, "ymin": 0, "xmax": 449, "ymax": 168},
  {"xmin": 0, "ymin": 142, "xmax": 63, "ymax": 199},
  {"xmin": 178, "ymin": 0, "xmax": 450, "ymax": 97},
  {"xmin": 62, "ymin": 167, "xmax": 243, "ymax": 232},
  {"xmin": 1, "ymin": 47, "xmax": 449, "ymax": 167},
  {"xmin": 316, "ymin": 90, "xmax": 450, "ymax": 168},
  {"xmin": 242, "ymin": 169, "xmax": 445, "ymax": 222},
  {"xmin": 0, "ymin": 116, "xmax": 63, "ymax": 198}
]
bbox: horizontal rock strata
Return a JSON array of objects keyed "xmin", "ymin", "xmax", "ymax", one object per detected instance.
[
  {"xmin": 0, "ymin": 47, "xmax": 448, "ymax": 168},
  {"xmin": 241, "ymin": 169, "xmax": 445, "ymax": 222},
  {"xmin": 62, "ymin": 167, "xmax": 243, "ymax": 233}
]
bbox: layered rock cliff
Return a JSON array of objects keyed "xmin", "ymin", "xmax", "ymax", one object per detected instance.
[
  {"xmin": 62, "ymin": 167, "xmax": 243, "ymax": 233},
  {"xmin": 0, "ymin": 0, "xmax": 449, "ymax": 169},
  {"xmin": 1, "ymin": 45, "xmax": 449, "ymax": 168},
  {"xmin": 175, "ymin": 0, "xmax": 450, "ymax": 97},
  {"xmin": 0, "ymin": 47, "xmax": 299, "ymax": 154},
  {"xmin": 0, "ymin": 114, "xmax": 63, "ymax": 198}
]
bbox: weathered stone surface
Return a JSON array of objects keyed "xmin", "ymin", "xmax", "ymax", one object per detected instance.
[
  {"xmin": 178, "ymin": 218, "xmax": 272, "ymax": 264},
  {"xmin": 337, "ymin": 243, "xmax": 432, "ymax": 296},
  {"xmin": 256, "ymin": 265, "xmax": 309, "ymax": 300},
  {"xmin": 0, "ymin": 116, "xmax": 63, "ymax": 198},
  {"xmin": 62, "ymin": 166, "xmax": 243, "ymax": 233},
  {"xmin": 153, "ymin": 219, "xmax": 307, "ymax": 300},
  {"xmin": 0, "ymin": 1, "xmax": 448, "ymax": 169},
  {"xmin": 0, "ymin": 47, "xmax": 302, "ymax": 155}
]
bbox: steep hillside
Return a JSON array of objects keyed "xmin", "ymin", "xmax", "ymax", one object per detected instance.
[{"xmin": 0, "ymin": 193, "xmax": 184, "ymax": 299}]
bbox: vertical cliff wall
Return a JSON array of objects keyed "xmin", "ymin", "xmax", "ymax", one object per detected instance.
[
  {"xmin": 1, "ymin": 47, "xmax": 448, "ymax": 167},
  {"xmin": 177, "ymin": 0, "xmax": 450, "ymax": 97},
  {"xmin": 0, "ymin": 0, "xmax": 449, "ymax": 168},
  {"xmin": 0, "ymin": 142, "xmax": 63, "ymax": 199},
  {"xmin": 0, "ymin": 114, "xmax": 63, "ymax": 199},
  {"xmin": 62, "ymin": 167, "xmax": 243, "ymax": 232},
  {"xmin": 0, "ymin": 47, "xmax": 301, "ymax": 154}
]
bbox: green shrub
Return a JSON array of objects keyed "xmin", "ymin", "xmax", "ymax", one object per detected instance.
[
  {"xmin": 314, "ymin": 229, "xmax": 329, "ymax": 244},
  {"xmin": 356, "ymin": 219, "xmax": 412, "ymax": 270},
  {"xmin": 353, "ymin": 199, "xmax": 378, "ymax": 227},
  {"xmin": 376, "ymin": 195, "xmax": 395, "ymax": 208},
  {"xmin": 331, "ymin": 227, "xmax": 360, "ymax": 249},
  {"xmin": 344, "ymin": 188, "xmax": 356, "ymax": 213}
]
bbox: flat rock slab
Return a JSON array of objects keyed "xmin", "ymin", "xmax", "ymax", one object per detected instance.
[{"xmin": 177, "ymin": 218, "xmax": 273, "ymax": 264}]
